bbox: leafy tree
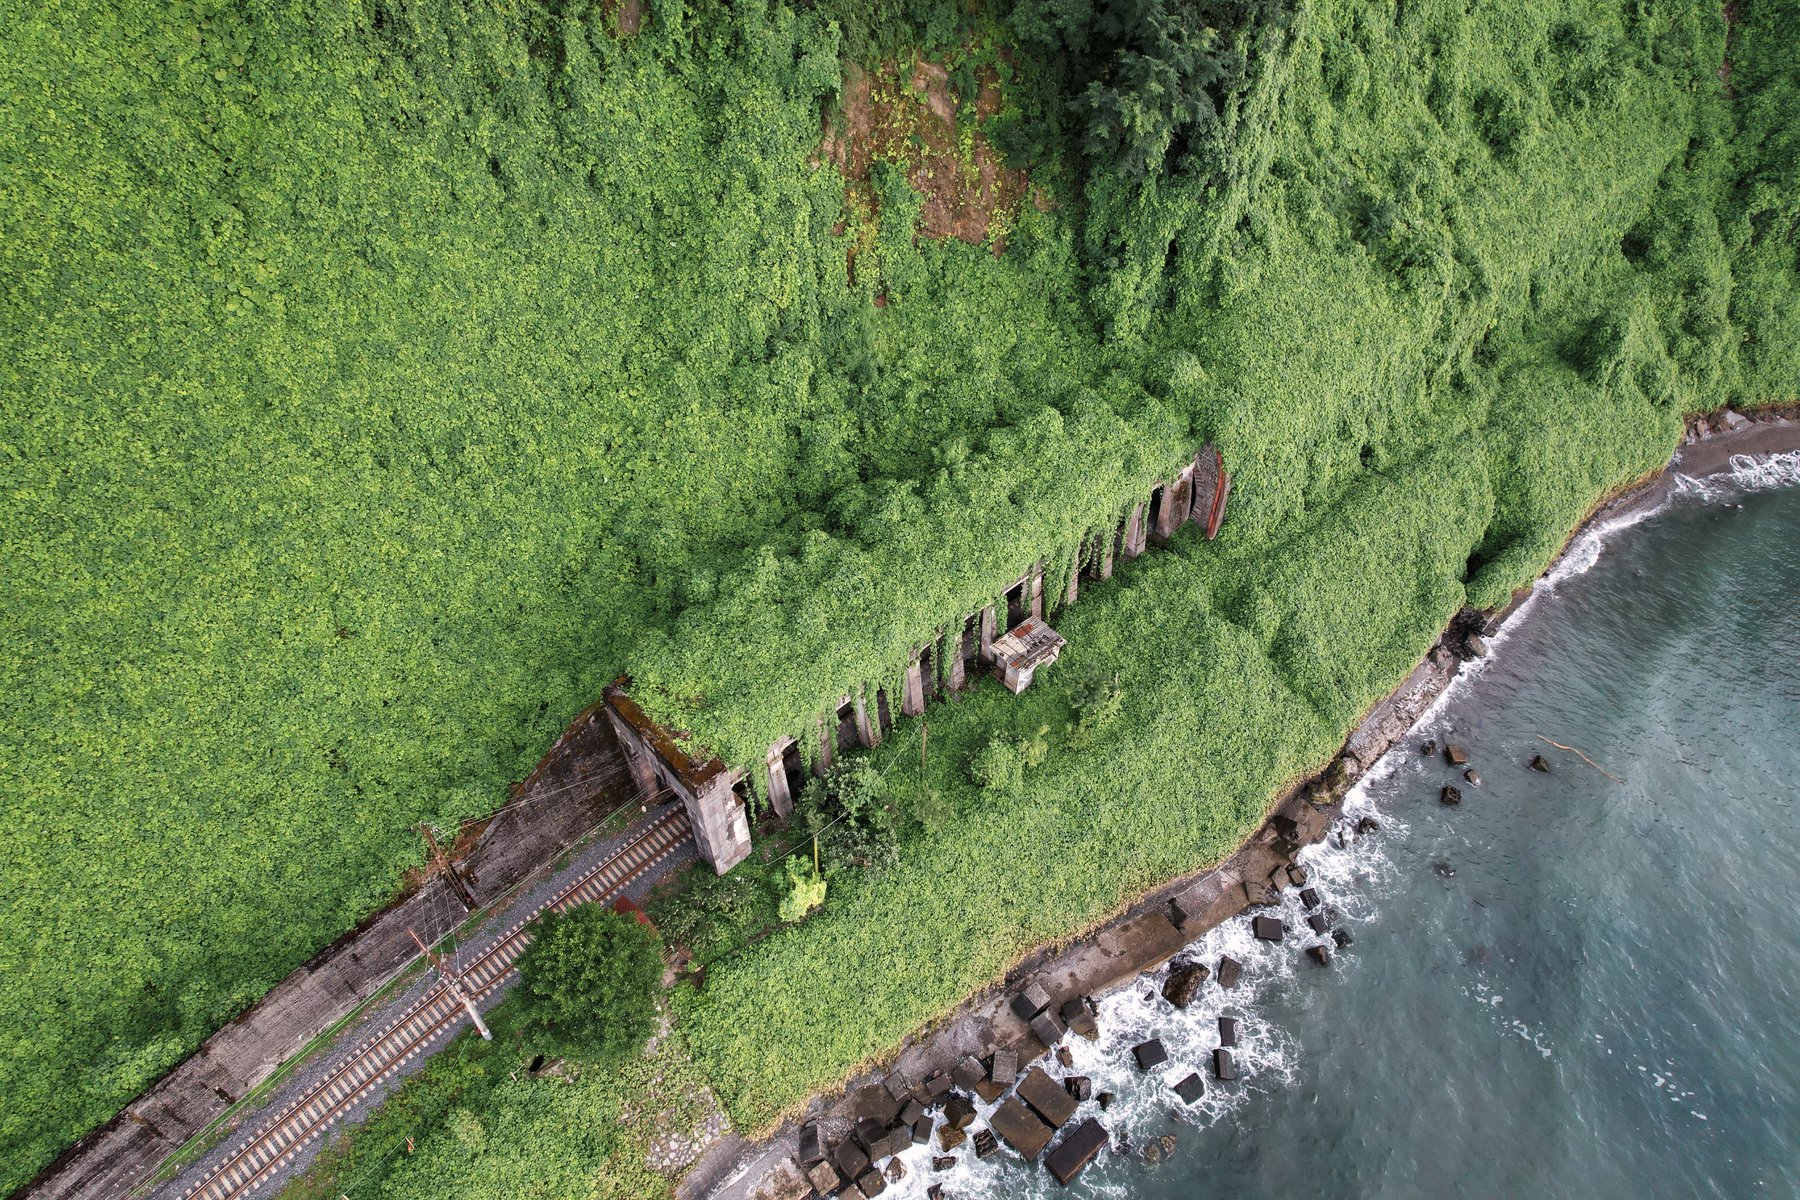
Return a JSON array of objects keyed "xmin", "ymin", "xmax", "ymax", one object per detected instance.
[
  {"xmin": 513, "ymin": 907, "xmax": 663, "ymax": 1065},
  {"xmin": 778, "ymin": 860, "xmax": 829, "ymax": 922}
]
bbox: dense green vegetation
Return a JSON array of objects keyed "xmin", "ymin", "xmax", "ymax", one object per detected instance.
[
  {"xmin": 513, "ymin": 907, "xmax": 663, "ymax": 1064},
  {"xmin": 284, "ymin": 1001, "xmax": 703, "ymax": 1200},
  {"xmin": 5, "ymin": 0, "xmax": 1796, "ymax": 1191}
]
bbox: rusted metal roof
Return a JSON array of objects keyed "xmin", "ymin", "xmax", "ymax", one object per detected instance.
[{"xmin": 992, "ymin": 618, "xmax": 1065, "ymax": 673}]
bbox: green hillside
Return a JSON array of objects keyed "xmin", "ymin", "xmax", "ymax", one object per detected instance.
[{"xmin": 2, "ymin": 0, "xmax": 1794, "ymax": 1189}]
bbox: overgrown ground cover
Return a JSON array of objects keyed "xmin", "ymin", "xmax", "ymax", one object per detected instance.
[{"xmin": 5, "ymin": 0, "xmax": 1797, "ymax": 1191}]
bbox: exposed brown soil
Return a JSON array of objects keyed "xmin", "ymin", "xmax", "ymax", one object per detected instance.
[
  {"xmin": 601, "ymin": 0, "xmax": 644, "ymax": 37},
  {"xmin": 822, "ymin": 53, "xmax": 1035, "ymax": 276}
]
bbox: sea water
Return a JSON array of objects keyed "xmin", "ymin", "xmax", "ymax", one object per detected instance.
[{"xmin": 882, "ymin": 454, "xmax": 1800, "ymax": 1200}]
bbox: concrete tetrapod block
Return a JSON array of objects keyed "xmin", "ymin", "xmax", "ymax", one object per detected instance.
[
  {"xmin": 1217, "ymin": 955, "xmax": 1244, "ymax": 988},
  {"xmin": 899, "ymin": 1099, "xmax": 925, "ymax": 1127},
  {"xmin": 942, "ymin": 1091, "xmax": 977, "ymax": 1130},
  {"xmin": 1173, "ymin": 1073, "xmax": 1207, "ymax": 1104},
  {"xmin": 1252, "ymin": 915, "xmax": 1284, "ymax": 942},
  {"xmin": 834, "ymin": 1139, "xmax": 871, "ymax": 1180},
  {"xmin": 883, "ymin": 1073, "xmax": 912, "ymax": 1102},
  {"xmin": 1010, "ymin": 981, "xmax": 1053, "ymax": 1021},
  {"xmin": 1307, "ymin": 945, "xmax": 1332, "ymax": 967},
  {"xmin": 951, "ymin": 1055, "xmax": 986, "ymax": 1090},
  {"xmin": 924, "ymin": 1071, "xmax": 953, "ymax": 1100},
  {"xmin": 1445, "ymin": 744, "xmax": 1469, "ymax": 766},
  {"xmin": 1213, "ymin": 1047, "xmax": 1238, "ymax": 1081},
  {"xmin": 988, "ymin": 1096, "xmax": 1055, "ymax": 1160},
  {"xmin": 853, "ymin": 1117, "xmax": 885, "ymax": 1153},
  {"xmin": 1045, "ymin": 1118, "xmax": 1109, "ymax": 1186},
  {"xmin": 1065, "ymin": 1074, "xmax": 1093, "ymax": 1102},
  {"xmin": 931, "ymin": 1155, "xmax": 957, "ymax": 1171},
  {"xmin": 938, "ymin": 1125, "xmax": 967, "ymax": 1152},
  {"xmin": 1132, "ymin": 1039, "xmax": 1169, "ymax": 1071},
  {"xmin": 803, "ymin": 1159, "xmax": 841, "ymax": 1195},
  {"xmin": 990, "ymin": 1047, "xmax": 1019, "ymax": 1087},
  {"xmin": 798, "ymin": 1122, "xmax": 825, "ymax": 1165},
  {"xmin": 1016, "ymin": 1066, "xmax": 1078, "ymax": 1128},
  {"xmin": 1299, "ymin": 886, "xmax": 1321, "ymax": 909},
  {"xmin": 912, "ymin": 1117, "xmax": 933, "ymax": 1146},
  {"xmin": 1218, "ymin": 1016, "xmax": 1239, "ymax": 1047},
  {"xmin": 972, "ymin": 1129, "xmax": 999, "ymax": 1158},
  {"xmin": 1029, "ymin": 1011, "xmax": 1064, "ymax": 1047},
  {"xmin": 856, "ymin": 1167, "xmax": 887, "ymax": 1196},
  {"xmin": 1307, "ymin": 912, "xmax": 1329, "ymax": 935}
]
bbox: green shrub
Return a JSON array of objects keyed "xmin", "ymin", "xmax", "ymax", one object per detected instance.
[{"xmin": 513, "ymin": 907, "xmax": 663, "ymax": 1066}]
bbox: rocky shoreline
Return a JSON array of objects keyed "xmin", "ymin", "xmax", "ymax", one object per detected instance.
[{"xmin": 681, "ymin": 407, "xmax": 1800, "ymax": 1200}]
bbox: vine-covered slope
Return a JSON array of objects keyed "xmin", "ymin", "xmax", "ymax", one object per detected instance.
[{"xmin": 2, "ymin": 0, "xmax": 1794, "ymax": 1188}]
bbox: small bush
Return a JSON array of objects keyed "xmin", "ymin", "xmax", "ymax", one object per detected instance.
[{"xmin": 513, "ymin": 907, "xmax": 663, "ymax": 1065}]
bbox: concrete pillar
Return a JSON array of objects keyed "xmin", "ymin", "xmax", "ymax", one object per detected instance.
[
  {"xmin": 1064, "ymin": 548, "xmax": 1080, "ymax": 609},
  {"xmin": 605, "ymin": 707, "xmax": 660, "ymax": 799},
  {"xmin": 1029, "ymin": 562, "xmax": 1044, "ymax": 621},
  {"xmin": 1152, "ymin": 462, "xmax": 1197, "ymax": 545},
  {"xmin": 816, "ymin": 713, "xmax": 833, "ymax": 775},
  {"xmin": 902, "ymin": 655, "xmax": 926, "ymax": 717},
  {"xmin": 1100, "ymin": 523, "xmax": 1118, "ymax": 577},
  {"xmin": 1123, "ymin": 501, "xmax": 1147, "ymax": 558},
  {"xmin": 854, "ymin": 686, "xmax": 879, "ymax": 748},
  {"xmin": 690, "ymin": 775, "xmax": 752, "ymax": 875},
  {"xmin": 1190, "ymin": 444, "xmax": 1222, "ymax": 525},
  {"xmin": 765, "ymin": 741, "xmax": 794, "ymax": 819},
  {"xmin": 1208, "ymin": 472, "xmax": 1233, "ymax": 539},
  {"xmin": 947, "ymin": 623, "xmax": 967, "ymax": 691},
  {"xmin": 979, "ymin": 605, "xmax": 998, "ymax": 663}
]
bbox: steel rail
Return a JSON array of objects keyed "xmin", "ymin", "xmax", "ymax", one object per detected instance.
[{"xmin": 182, "ymin": 807, "xmax": 693, "ymax": 1200}]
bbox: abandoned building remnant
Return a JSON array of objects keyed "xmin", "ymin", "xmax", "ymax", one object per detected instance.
[
  {"xmin": 602, "ymin": 683, "xmax": 752, "ymax": 873},
  {"xmin": 602, "ymin": 444, "xmax": 1231, "ymax": 873},
  {"xmin": 991, "ymin": 617, "xmax": 1066, "ymax": 694}
]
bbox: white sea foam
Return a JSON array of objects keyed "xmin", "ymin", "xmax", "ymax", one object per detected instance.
[
  {"xmin": 877, "ymin": 444, "xmax": 1795, "ymax": 1197},
  {"xmin": 880, "ymin": 801, "xmax": 1398, "ymax": 1199}
]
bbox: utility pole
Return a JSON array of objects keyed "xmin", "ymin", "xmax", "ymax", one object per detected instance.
[
  {"xmin": 419, "ymin": 822, "xmax": 477, "ymax": 911},
  {"xmin": 408, "ymin": 927, "xmax": 492, "ymax": 1041}
]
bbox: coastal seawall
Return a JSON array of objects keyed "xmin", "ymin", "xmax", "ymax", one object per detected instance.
[{"xmin": 686, "ymin": 408, "xmax": 1800, "ymax": 1200}]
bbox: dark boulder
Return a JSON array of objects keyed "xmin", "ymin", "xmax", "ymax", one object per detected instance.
[
  {"xmin": 1441, "ymin": 785, "xmax": 1462, "ymax": 806},
  {"xmin": 1307, "ymin": 945, "xmax": 1332, "ymax": 966},
  {"xmin": 1420, "ymin": 738, "xmax": 1439, "ymax": 757},
  {"xmin": 1097, "ymin": 1091, "xmax": 1116, "ymax": 1110},
  {"xmin": 1332, "ymin": 927, "xmax": 1354, "ymax": 948},
  {"xmin": 1065, "ymin": 1074, "xmax": 1093, "ymax": 1102},
  {"xmin": 1356, "ymin": 816, "xmax": 1381, "ymax": 835},
  {"xmin": 1161, "ymin": 961, "xmax": 1210, "ymax": 1008},
  {"xmin": 1463, "ymin": 768, "xmax": 1482, "ymax": 787},
  {"xmin": 1530, "ymin": 754, "xmax": 1551, "ymax": 772},
  {"xmin": 938, "ymin": 1124, "xmax": 966, "ymax": 1151}
]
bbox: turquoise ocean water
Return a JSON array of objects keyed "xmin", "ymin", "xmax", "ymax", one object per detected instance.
[{"xmin": 883, "ymin": 453, "xmax": 1800, "ymax": 1200}]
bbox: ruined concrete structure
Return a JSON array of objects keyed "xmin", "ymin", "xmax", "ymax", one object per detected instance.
[
  {"xmin": 609, "ymin": 444, "xmax": 1231, "ymax": 873},
  {"xmin": 602, "ymin": 684, "xmax": 752, "ymax": 873}
]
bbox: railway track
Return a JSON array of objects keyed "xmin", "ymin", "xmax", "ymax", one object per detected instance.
[{"xmin": 182, "ymin": 805, "xmax": 693, "ymax": 1200}]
